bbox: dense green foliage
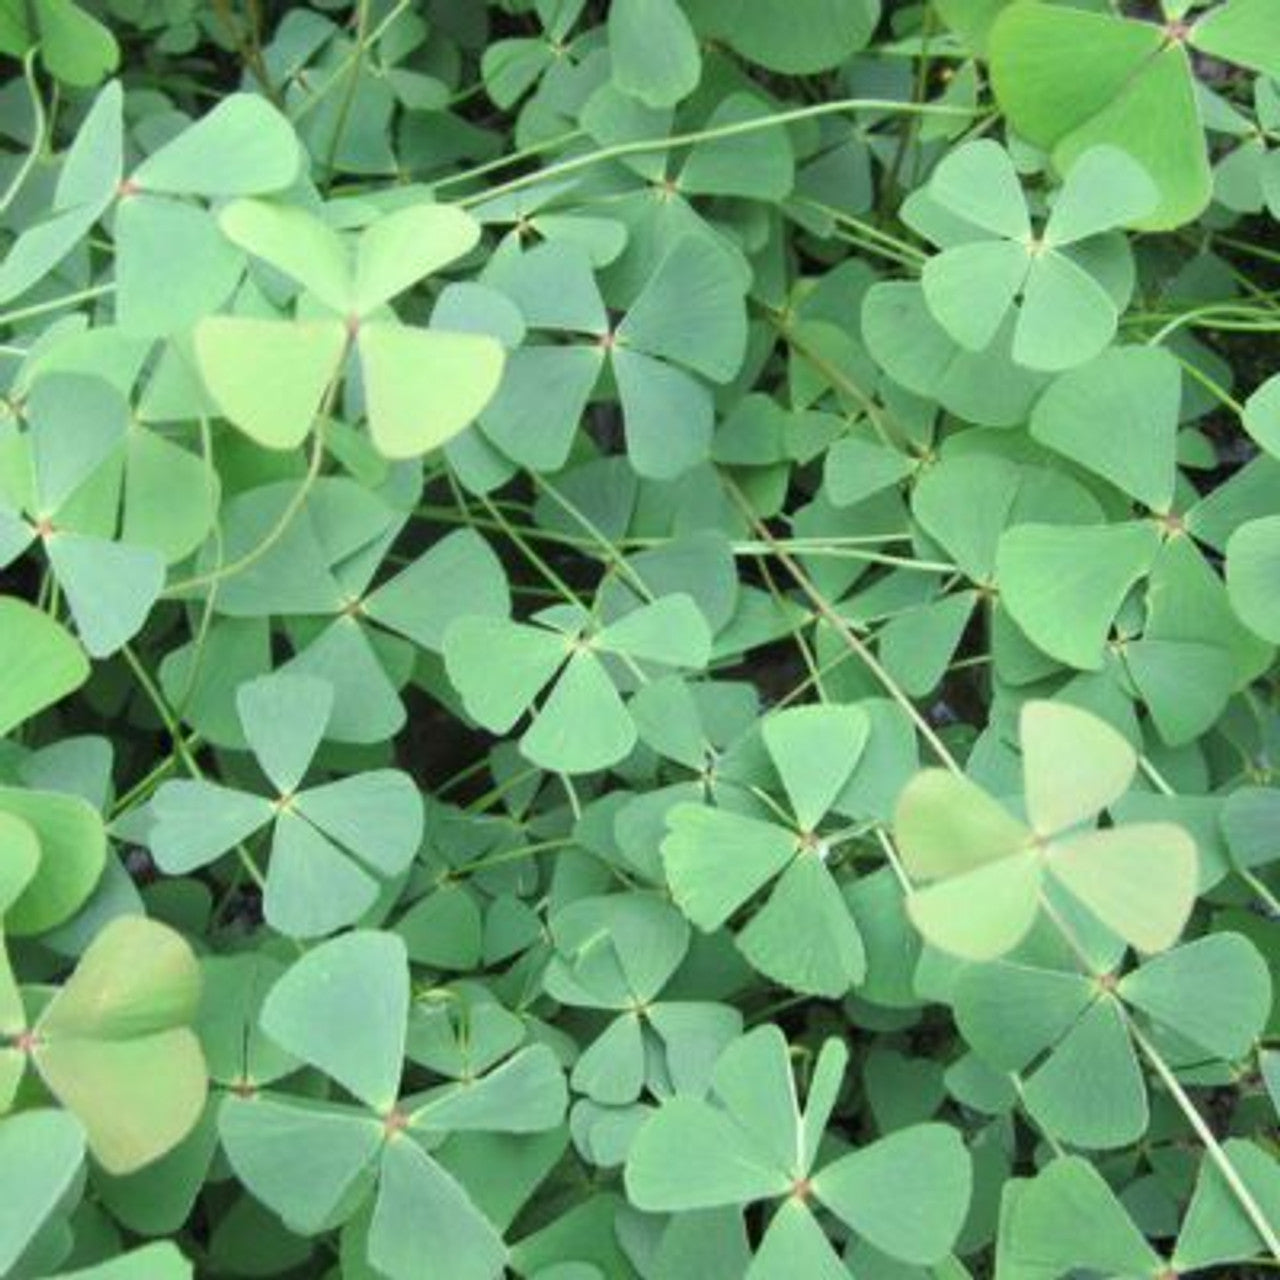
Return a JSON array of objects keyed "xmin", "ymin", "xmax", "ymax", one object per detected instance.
[{"xmin": 0, "ymin": 0, "xmax": 1278, "ymax": 1276}]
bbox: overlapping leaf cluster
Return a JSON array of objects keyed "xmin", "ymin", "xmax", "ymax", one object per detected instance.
[{"xmin": 0, "ymin": 1, "xmax": 1277, "ymax": 1278}]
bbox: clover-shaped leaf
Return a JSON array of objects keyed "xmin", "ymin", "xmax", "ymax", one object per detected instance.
[
  {"xmin": 221, "ymin": 931, "xmax": 565, "ymax": 1280},
  {"xmin": 0, "ymin": 0, "xmax": 117, "ymax": 87},
  {"xmin": 0, "ymin": 784, "xmax": 105, "ymax": 938},
  {"xmin": 0, "ymin": 374, "xmax": 166, "ymax": 658},
  {"xmin": 1243, "ymin": 372, "xmax": 1280, "ymax": 459},
  {"xmin": 0, "ymin": 598, "xmax": 88, "ymax": 738},
  {"xmin": 0, "ymin": 1109, "xmax": 86, "ymax": 1274},
  {"xmin": 625, "ymin": 1026, "xmax": 972, "ymax": 1272},
  {"xmin": 991, "ymin": 0, "xmax": 1280, "ymax": 229},
  {"xmin": 1227, "ymin": 513, "xmax": 1280, "ymax": 644},
  {"xmin": 996, "ymin": 1157, "xmax": 1165, "ymax": 1279},
  {"xmin": 995, "ymin": 520, "xmax": 1161, "ymax": 670},
  {"xmin": 678, "ymin": 92, "xmax": 796, "ymax": 202},
  {"xmin": 608, "ymin": 0, "xmax": 701, "ymax": 109},
  {"xmin": 1214, "ymin": 77, "xmax": 1280, "ymax": 219},
  {"xmin": 195, "ymin": 953, "xmax": 298, "ymax": 1094},
  {"xmin": 1000, "ymin": 1141, "xmax": 1280, "ymax": 1279},
  {"xmin": 169, "ymin": 480, "xmax": 504, "ymax": 746},
  {"xmin": 544, "ymin": 893, "xmax": 691, "ymax": 1105},
  {"xmin": 1119, "ymin": 931, "xmax": 1273, "ymax": 1061},
  {"xmin": 918, "ymin": 141, "xmax": 1156, "ymax": 371},
  {"xmin": 278, "ymin": 524, "xmax": 507, "ymax": 747},
  {"xmin": 1, "ymin": 354, "xmax": 219, "ymax": 570},
  {"xmin": 261, "ymin": 930, "xmax": 408, "ymax": 1113},
  {"xmin": 895, "ymin": 700, "xmax": 1198, "ymax": 961},
  {"xmin": 406, "ymin": 986, "xmax": 528, "ymax": 1081},
  {"xmin": 116, "ymin": 94, "xmax": 303, "ymax": 336},
  {"xmin": 481, "ymin": 0, "xmax": 585, "ymax": 108},
  {"xmin": 4, "ymin": 917, "xmax": 206, "ymax": 1174},
  {"xmin": 148, "ymin": 674, "xmax": 424, "ymax": 937},
  {"xmin": 480, "ymin": 234, "xmax": 747, "ymax": 479},
  {"xmin": 1223, "ymin": 786, "xmax": 1280, "ymax": 876},
  {"xmin": 708, "ymin": 0, "xmax": 879, "ymax": 75},
  {"xmin": 0, "ymin": 812, "xmax": 40, "ymax": 936},
  {"xmin": 1029, "ymin": 345, "xmax": 1182, "ymax": 513},
  {"xmin": 1175, "ymin": 1138, "xmax": 1280, "ymax": 1273},
  {"xmin": 662, "ymin": 705, "xmax": 870, "ymax": 996},
  {"xmin": 861, "ymin": 280, "xmax": 1051, "ymax": 428},
  {"xmin": 195, "ymin": 200, "xmax": 505, "ymax": 459},
  {"xmin": 953, "ymin": 935, "xmax": 1271, "ymax": 1151},
  {"xmin": 478, "ymin": 241, "xmax": 610, "ymax": 473},
  {"xmin": 444, "ymin": 593, "xmax": 711, "ymax": 775}
]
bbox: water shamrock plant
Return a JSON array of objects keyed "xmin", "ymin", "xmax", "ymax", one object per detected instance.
[
  {"xmin": 625, "ymin": 1026, "xmax": 972, "ymax": 1276},
  {"xmin": 0, "ymin": 1, "xmax": 1277, "ymax": 1277},
  {"xmin": 196, "ymin": 199, "xmax": 507, "ymax": 459},
  {"xmin": 148, "ymin": 674, "xmax": 424, "ymax": 937},
  {"xmin": 894, "ymin": 700, "xmax": 1199, "ymax": 960},
  {"xmin": 662, "ymin": 704, "xmax": 871, "ymax": 997},
  {"xmin": 915, "ymin": 141, "xmax": 1157, "ymax": 370}
]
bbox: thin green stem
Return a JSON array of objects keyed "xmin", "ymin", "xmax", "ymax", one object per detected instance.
[
  {"xmin": 725, "ymin": 478, "xmax": 961, "ymax": 775},
  {"xmin": 475, "ymin": 488, "xmax": 585, "ymax": 612},
  {"xmin": 882, "ymin": 0, "xmax": 937, "ymax": 212},
  {"xmin": 735, "ymin": 541, "xmax": 955, "ymax": 572},
  {"xmin": 417, "ymin": 500, "xmax": 917, "ymax": 557},
  {"xmin": 530, "ymin": 473, "xmax": 655, "ymax": 602},
  {"xmin": 0, "ymin": 52, "xmax": 48, "ymax": 220},
  {"xmin": 436, "ymin": 755, "xmax": 492, "ymax": 798},
  {"xmin": 1238, "ymin": 866, "xmax": 1280, "ymax": 918},
  {"xmin": 465, "ymin": 766, "xmax": 541, "ymax": 816},
  {"xmin": 455, "ymin": 836, "xmax": 576, "ymax": 876},
  {"xmin": 166, "ymin": 418, "xmax": 327, "ymax": 597},
  {"xmin": 210, "ymin": 0, "xmax": 281, "ymax": 105},
  {"xmin": 169, "ymin": 415, "xmax": 225, "ymax": 717},
  {"xmin": 767, "ymin": 644, "xmax": 862, "ymax": 712},
  {"xmin": 1214, "ymin": 232, "xmax": 1280, "ymax": 271},
  {"xmin": 562, "ymin": 774, "xmax": 582, "ymax": 822},
  {"xmin": 120, "ymin": 646, "xmax": 267, "ymax": 895},
  {"xmin": 1173, "ymin": 353, "xmax": 1246, "ymax": 417},
  {"xmin": 790, "ymin": 198, "xmax": 929, "ymax": 265},
  {"xmin": 0, "ymin": 283, "xmax": 115, "ymax": 329},
  {"xmin": 322, "ymin": 0, "xmax": 371, "ymax": 186},
  {"xmin": 456, "ymin": 98, "xmax": 981, "ymax": 209},
  {"xmin": 110, "ymin": 736, "xmax": 203, "ymax": 818},
  {"xmin": 293, "ymin": 0, "xmax": 411, "ymax": 122},
  {"xmin": 756, "ymin": 546, "xmax": 829, "ymax": 702},
  {"xmin": 432, "ymin": 129, "xmax": 586, "ymax": 193},
  {"xmin": 774, "ymin": 315, "xmax": 906, "ymax": 450},
  {"xmin": 1132, "ymin": 1019, "xmax": 1280, "ymax": 1264}
]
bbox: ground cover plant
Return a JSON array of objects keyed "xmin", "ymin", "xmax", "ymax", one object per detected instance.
[{"xmin": 0, "ymin": 0, "xmax": 1279, "ymax": 1275}]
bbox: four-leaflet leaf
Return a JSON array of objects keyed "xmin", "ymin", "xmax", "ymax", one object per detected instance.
[
  {"xmin": 220, "ymin": 931, "xmax": 567, "ymax": 1280},
  {"xmin": 915, "ymin": 141, "xmax": 1157, "ymax": 371},
  {"xmin": 148, "ymin": 673, "xmax": 425, "ymax": 938},
  {"xmin": 625, "ymin": 1025, "xmax": 973, "ymax": 1276},
  {"xmin": 894, "ymin": 700, "xmax": 1199, "ymax": 961},
  {"xmin": 662, "ymin": 704, "xmax": 871, "ymax": 997}
]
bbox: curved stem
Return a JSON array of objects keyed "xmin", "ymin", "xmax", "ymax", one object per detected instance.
[
  {"xmin": 0, "ymin": 52, "xmax": 48, "ymax": 220},
  {"xmin": 165, "ymin": 418, "xmax": 327, "ymax": 598},
  {"xmin": 120, "ymin": 645, "xmax": 267, "ymax": 894},
  {"xmin": 0, "ymin": 283, "xmax": 115, "ymax": 329},
  {"xmin": 724, "ymin": 477, "xmax": 962, "ymax": 776},
  {"xmin": 456, "ymin": 98, "xmax": 985, "ymax": 209},
  {"xmin": 1132, "ymin": 1019, "xmax": 1280, "ymax": 1264}
]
